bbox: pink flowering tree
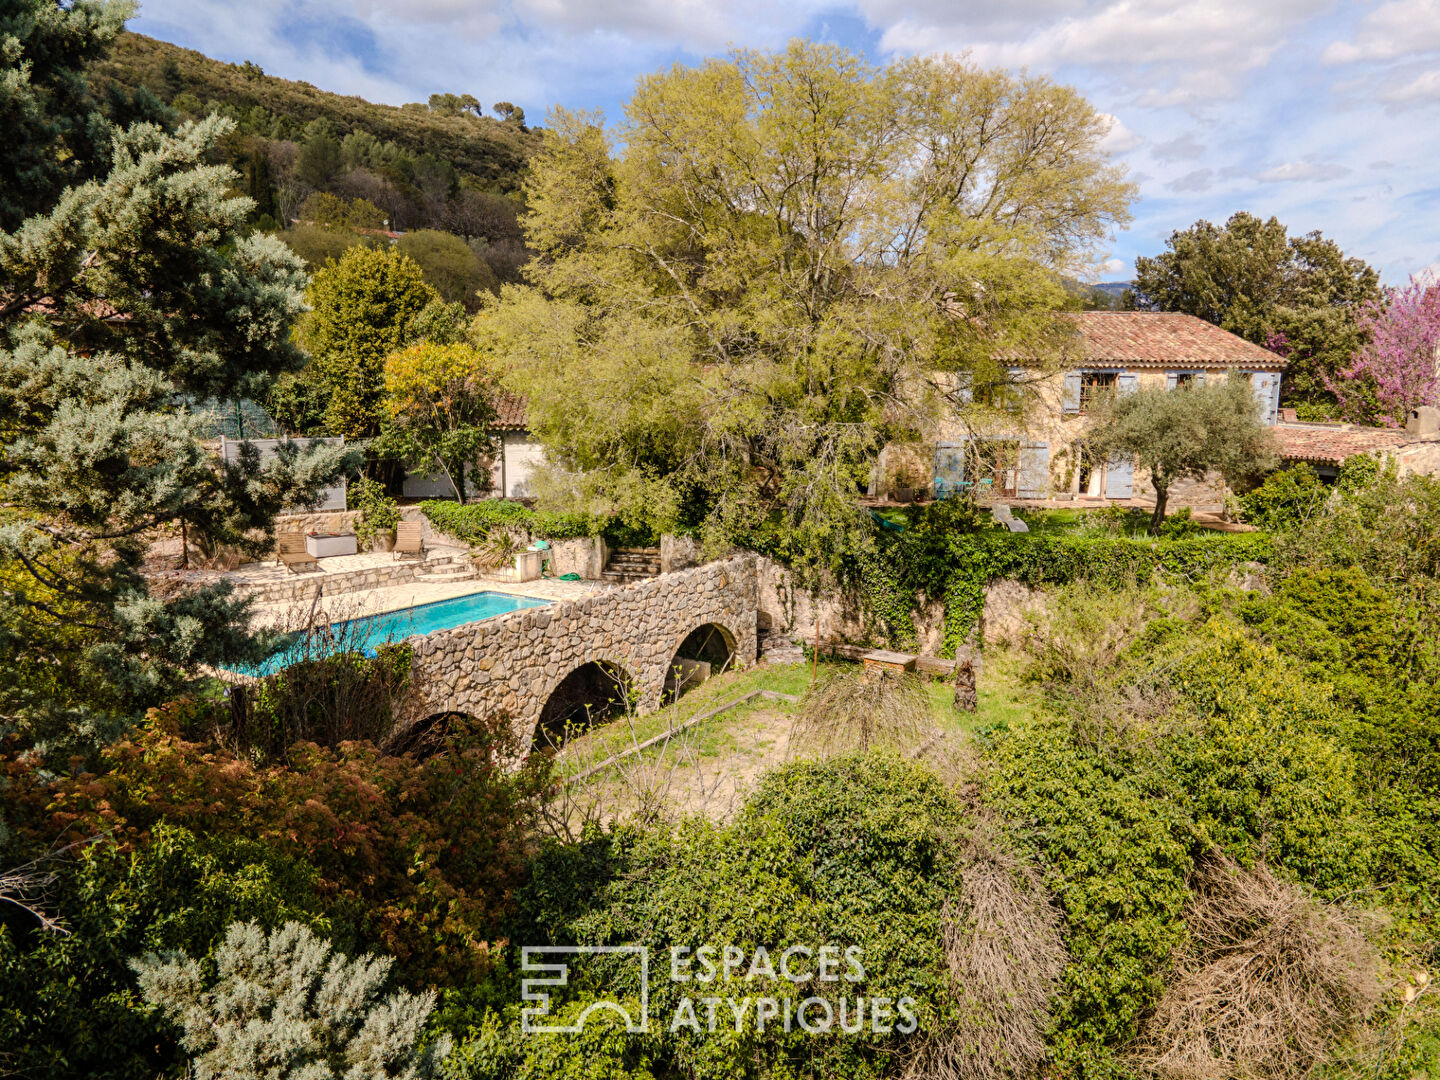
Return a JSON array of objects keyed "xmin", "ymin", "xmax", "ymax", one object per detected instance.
[{"xmin": 1328, "ymin": 278, "xmax": 1440, "ymax": 427}]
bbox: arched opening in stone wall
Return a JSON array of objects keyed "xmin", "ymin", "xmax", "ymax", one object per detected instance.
[
  {"xmin": 664, "ymin": 623, "xmax": 738, "ymax": 703},
  {"xmin": 387, "ymin": 710, "xmax": 473, "ymax": 759},
  {"xmin": 535, "ymin": 660, "xmax": 634, "ymax": 750}
]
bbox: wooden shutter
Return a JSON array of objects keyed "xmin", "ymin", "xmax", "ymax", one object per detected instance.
[
  {"xmin": 1062, "ymin": 373, "xmax": 1081, "ymax": 415},
  {"xmin": 1017, "ymin": 441, "xmax": 1049, "ymax": 499},
  {"xmin": 1165, "ymin": 372, "xmax": 1178, "ymax": 390},
  {"xmin": 1117, "ymin": 372, "xmax": 1139, "ymax": 395},
  {"xmin": 1105, "ymin": 454, "xmax": 1134, "ymax": 499}
]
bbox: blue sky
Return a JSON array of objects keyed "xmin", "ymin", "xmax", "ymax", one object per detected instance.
[{"xmin": 133, "ymin": 0, "xmax": 1440, "ymax": 285}]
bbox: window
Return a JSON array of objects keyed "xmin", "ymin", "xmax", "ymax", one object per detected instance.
[
  {"xmin": 1078, "ymin": 371, "xmax": 1117, "ymax": 413},
  {"xmin": 1174, "ymin": 372, "xmax": 1197, "ymax": 388}
]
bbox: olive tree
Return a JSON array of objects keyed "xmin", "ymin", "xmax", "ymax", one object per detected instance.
[{"xmin": 1083, "ymin": 377, "xmax": 1278, "ymax": 531}]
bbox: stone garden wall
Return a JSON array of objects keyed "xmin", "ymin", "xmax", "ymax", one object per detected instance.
[{"xmin": 410, "ymin": 555, "xmax": 759, "ymax": 745}]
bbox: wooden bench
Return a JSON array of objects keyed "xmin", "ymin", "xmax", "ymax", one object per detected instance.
[
  {"xmin": 276, "ymin": 531, "xmax": 319, "ymax": 573},
  {"xmin": 394, "ymin": 521, "xmax": 425, "ymax": 561},
  {"xmin": 861, "ymin": 649, "xmax": 918, "ymax": 674}
]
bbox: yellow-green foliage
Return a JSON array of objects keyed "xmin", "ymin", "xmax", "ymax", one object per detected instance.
[{"xmin": 296, "ymin": 246, "xmax": 438, "ymax": 437}]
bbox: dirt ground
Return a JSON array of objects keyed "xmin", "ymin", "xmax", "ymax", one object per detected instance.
[{"xmin": 541, "ymin": 656, "xmax": 1015, "ymax": 833}]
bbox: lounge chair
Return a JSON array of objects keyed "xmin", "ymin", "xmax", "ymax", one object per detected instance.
[
  {"xmin": 394, "ymin": 521, "xmax": 425, "ymax": 561},
  {"xmin": 277, "ymin": 531, "xmax": 319, "ymax": 573}
]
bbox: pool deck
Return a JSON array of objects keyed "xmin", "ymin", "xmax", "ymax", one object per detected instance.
[{"xmin": 248, "ymin": 571, "xmax": 613, "ymax": 631}]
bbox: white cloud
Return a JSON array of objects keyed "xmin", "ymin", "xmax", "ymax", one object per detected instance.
[
  {"xmin": 1414, "ymin": 262, "xmax": 1440, "ymax": 285},
  {"xmin": 1382, "ymin": 68, "xmax": 1440, "ymax": 103},
  {"xmin": 871, "ymin": 0, "xmax": 1328, "ymax": 102},
  {"xmin": 1166, "ymin": 168, "xmax": 1213, "ymax": 193},
  {"xmin": 1256, "ymin": 160, "xmax": 1351, "ymax": 182},
  {"xmin": 1102, "ymin": 256, "xmax": 1126, "ymax": 274},
  {"xmin": 1099, "ymin": 113, "xmax": 1144, "ymax": 153},
  {"xmin": 1322, "ymin": 0, "xmax": 1440, "ymax": 64},
  {"xmin": 1151, "ymin": 132, "xmax": 1205, "ymax": 162}
]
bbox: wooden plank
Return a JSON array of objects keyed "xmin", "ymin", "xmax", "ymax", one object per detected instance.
[{"xmin": 914, "ymin": 656, "xmax": 958, "ymax": 678}]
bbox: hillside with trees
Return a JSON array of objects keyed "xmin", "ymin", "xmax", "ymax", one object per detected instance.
[{"xmin": 90, "ymin": 32, "xmax": 535, "ymax": 292}]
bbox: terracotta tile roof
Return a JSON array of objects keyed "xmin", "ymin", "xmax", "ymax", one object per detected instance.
[
  {"xmin": 492, "ymin": 390, "xmax": 528, "ymax": 430},
  {"xmin": 999, "ymin": 312, "xmax": 1287, "ymax": 369},
  {"xmin": 1273, "ymin": 423, "xmax": 1414, "ymax": 465}
]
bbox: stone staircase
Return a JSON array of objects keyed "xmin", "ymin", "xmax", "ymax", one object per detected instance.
[
  {"xmin": 601, "ymin": 546, "xmax": 661, "ymax": 584},
  {"xmin": 414, "ymin": 554, "xmax": 477, "ymax": 584}
]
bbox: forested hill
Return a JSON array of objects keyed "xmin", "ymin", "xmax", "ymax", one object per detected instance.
[{"xmin": 91, "ymin": 32, "xmax": 539, "ymax": 192}]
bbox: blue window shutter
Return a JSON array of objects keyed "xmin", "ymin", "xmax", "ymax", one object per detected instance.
[
  {"xmin": 1117, "ymin": 372, "xmax": 1139, "ymax": 395},
  {"xmin": 951, "ymin": 372, "xmax": 973, "ymax": 405},
  {"xmin": 1062, "ymin": 373, "xmax": 1081, "ymax": 415},
  {"xmin": 1248, "ymin": 372, "xmax": 1280, "ymax": 425},
  {"xmin": 1017, "ymin": 441, "xmax": 1049, "ymax": 499},
  {"xmin": 1165, "ymin": 372, "xmax": 1178, "ymax": 390},
  {"xmin": 1194, "ymin": 371, "xmax": 1206, "ymax": 385},
  {"xmin": 935, "ymin": 440, "xmax": 969, "ymax": 485},
  {"xmin": 1106, "ymin": 454, "xmax": 1134, "ymax": 499}
]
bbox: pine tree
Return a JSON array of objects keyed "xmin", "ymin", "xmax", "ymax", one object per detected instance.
[{"xmin": 0, "ymin": 1, "xmax": 356, "ymax": 758}]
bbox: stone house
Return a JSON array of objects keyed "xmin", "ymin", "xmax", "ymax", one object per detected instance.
[
  {"xmin": 1272, "ymin": 406, "xmax": 1440, "ymax": 480},
  {"xmin": 880, "ymin": 311, "xmax": 1440, "ymax": 512},
  {"xmin": 913, "ymin": 312, "xmax": 1288, "ymax": 509},
  {"xmin": 401, "ymin": 391, "xmax": 546, "ymax": 501}
]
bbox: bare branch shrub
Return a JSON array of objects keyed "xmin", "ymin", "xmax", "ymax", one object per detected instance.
[
  {"xmin": 905, "ymin": 815, "xmax": 1067, "ymax": 1080},
  {"xmin": 1136, "ymin": 855, "xmax": 1381, "ymax": 1080},
  {"xmin": 213, "ymin": 598, "xmax": 433, "ymax": 760},
  {"xmin": 789, "ymin": 665, "xmax": 932, "ymax": 757}
]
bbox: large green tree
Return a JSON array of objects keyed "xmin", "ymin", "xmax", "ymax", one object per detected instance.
[
  {"xmin": 1133, "ymin": 212, "xmax": 1380, "ymax": 406},
  {"xmin": 291, "ymin": 245, "xmax": 438, "ymax": 438},
  {"xmin": 0, "ymin": 0, "xmax": 130, "ymax": 231},
  {"xmin": 1082, "ymin": 377, "xmax": 1278, "ymax": 530},
  {"xmin": 495, "ymin": 42, "xmax": 1135, "ymax": 568},
  {"xmin": 0, "ymin": 1, "xmax": 353, "ymax": 758}
]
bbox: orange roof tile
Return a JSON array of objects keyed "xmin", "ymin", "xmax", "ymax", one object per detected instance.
[
  {"xmin": 492, "ymin": 389, "xmax": 528, "ymax": 430},
  {"xmin": 1273, "ymin": 423, "xmax": 1413, "ymax": 465},
  {"xmin": 1000, "ymin": 312, "xmax": 1287, "ymax": 369}
]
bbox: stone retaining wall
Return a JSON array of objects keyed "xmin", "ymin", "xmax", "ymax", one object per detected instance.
[
  {"xmin": 411, "ymin": 555, "xmax": 758, "ymax": 746},
  {"xmin": 234, "ymin": 553, "xmax": 469, "ymax": 605}
]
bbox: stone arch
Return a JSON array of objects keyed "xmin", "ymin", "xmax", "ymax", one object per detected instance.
[
  {"xmin": 534, "ymin": 657, "xmax": 636, "ymax": 751},
  {"xmin": 388, "ymin": 710, "xmax": 474, "ymax": 759},
  {"xmin": 663, "ymin": 621, "xmax": 739, "ymax": 703}
]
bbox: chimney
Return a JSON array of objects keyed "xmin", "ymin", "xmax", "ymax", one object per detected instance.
[{"xmin": 1407, "ymin": 405, "xmax": 1440, "ymax": 439}]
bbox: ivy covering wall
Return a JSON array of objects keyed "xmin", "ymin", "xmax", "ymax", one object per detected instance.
[{"xmin": 858, "ymin": 528, "xmax": 1276, "ymax": 656}]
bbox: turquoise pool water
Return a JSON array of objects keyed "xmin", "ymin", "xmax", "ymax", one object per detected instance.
[{"xmin": 237, "ymin": 590, "xmax": 551, "ymax": 676}]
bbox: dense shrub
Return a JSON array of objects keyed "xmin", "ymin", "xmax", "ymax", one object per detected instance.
[
  {"xmin": 985, "ymin": 723, "xmax": 1194, "ymax": 1077},
  {"xmin": 419, "ymin": 499, "xmax": 599, "ymax": 544},
  {"xmin": 1238, "ymin": 463, "xmax": 1330, "ymax": 531},
  {"xmin": 484, "ymin": 753, "xmax": 1052, "ymax": 1080},
  {"xmin": 0, "ymin": 825, "xmax": 335, "ymax": 1080},
  {"xmin": 7, "ymin": 714, "xmax": 548, "ymax": 988},
  {"xmin": 134, "ymin": 920, "xmax": 450, "ymax": 1080}
]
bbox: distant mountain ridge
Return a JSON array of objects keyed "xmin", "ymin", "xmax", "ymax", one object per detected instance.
[{"xmin": 92, "ymin": 32, "xmax": 539, "ymax": 192}]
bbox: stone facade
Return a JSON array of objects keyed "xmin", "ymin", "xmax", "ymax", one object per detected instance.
[{"xmin": 410, "ymin": 555, "xmax": 759, "ymax": 746}]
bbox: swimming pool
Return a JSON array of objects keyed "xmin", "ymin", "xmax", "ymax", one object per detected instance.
[{"xmin": 236, "ymin": 590, "xmax": 551, "ymax": 676}]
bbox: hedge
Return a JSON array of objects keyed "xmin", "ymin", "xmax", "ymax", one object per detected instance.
[{"xmin": 418, "ymin": 500, "xmax": 599, "ymax": 544}]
